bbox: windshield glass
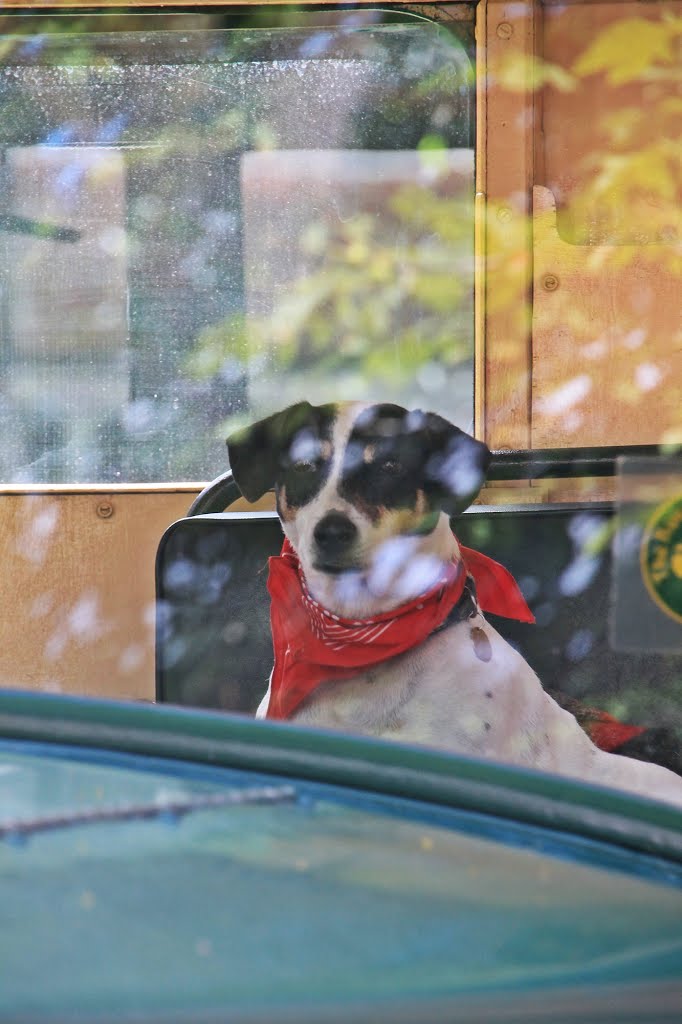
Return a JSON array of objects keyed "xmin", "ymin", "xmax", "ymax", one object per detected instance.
[
  {"xmin": 0, "ymin": 3, "xmax": 681, "ymax": 812},
  {"xmin": 0, "ymin": 11, "xmax": 473, "ymax": 483}
]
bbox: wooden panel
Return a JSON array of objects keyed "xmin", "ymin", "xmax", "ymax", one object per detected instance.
[
  {"xmin": 532, "ymin": 187, "xmax": 682, "ymax": 448},
  {"xmin": 477, "ymin": 0, "xmax": 537, "ymax": 451},
  {"xmin": 541, "ymin": 0, "xmax": 682, "ymax": 247},
  {"xmin": 533, "ymin": 1, "xmax": 682, "ymax": 449},
  {"xmin": 0, "ymin": 490, "xmax": 198, "ymax": 701}
]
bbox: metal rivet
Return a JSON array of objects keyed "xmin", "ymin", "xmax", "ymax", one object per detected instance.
[
  {"xmin": 542, "ymin": 274, "xmax": 560, "ymax": 292},
  {"xmin": 497, "ymin": 206, "xmax": 513, "ymax": 223},
  {"xmin": 496, "ymin": 22, "xmax": 513, "ymax": 40},
  {"xmin": 96, "ymin": 501, "xmax": 114, "ymax": 519}
]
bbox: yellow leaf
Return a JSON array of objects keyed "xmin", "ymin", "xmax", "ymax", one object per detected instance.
[{"xmin": 574, "ymin": 18, "xmax": 679, "ymax": 84}]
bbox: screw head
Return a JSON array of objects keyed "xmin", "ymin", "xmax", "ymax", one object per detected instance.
[
  {"xmin": 496, "ymin": 22, "xmax": 513, "ymax": 40},
  {"xmin": 542, "ymin": 273, "xmax": 560, "ymax": 292},
  {"xmin": 96, "ymin": 500, "xmax": 114, "ymax": 519},
  {"xmin": 497, "ymin": 206, "xmax": 513, "ymax": 223}
]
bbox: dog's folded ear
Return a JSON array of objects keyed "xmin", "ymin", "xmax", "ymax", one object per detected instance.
[
  {"xmin": 226, "ymin": 401, "xmax": 319, "ymax": 502},
  {"xmin": 421, "ymin": 411, "xmax": 491, "ymax": 515}
]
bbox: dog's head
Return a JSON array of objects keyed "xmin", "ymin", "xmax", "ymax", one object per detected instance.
[{"xmin": 227, "ymin": 401, "xmax": 490, "ymax": 615}]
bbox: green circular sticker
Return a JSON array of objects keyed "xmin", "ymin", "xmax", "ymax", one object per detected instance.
[{"xmin": 640, "ymin": 495, "xmax": 682, "ymax": 624}]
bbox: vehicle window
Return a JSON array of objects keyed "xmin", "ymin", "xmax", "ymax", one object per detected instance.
[
  {"xmin": 1, "ymin": 3, "xmax": 681, "ymax": 815},
  {"xmin": 0, "ymin": 9, "xmax": 474, "ymax": 483}
]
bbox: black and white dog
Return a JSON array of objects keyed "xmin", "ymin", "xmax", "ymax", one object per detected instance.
[{"xmin": 227, "ymin": 400, "xmax": 682, "ymax": 807}]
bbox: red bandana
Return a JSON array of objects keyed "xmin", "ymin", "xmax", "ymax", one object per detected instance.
[
  {"xmin": 587, "ymin": 713, "xmax": 646, "ymax": 753},
  {"xmin": 264, "ymin": 536, "xmax": 534, "ymax": 720}
]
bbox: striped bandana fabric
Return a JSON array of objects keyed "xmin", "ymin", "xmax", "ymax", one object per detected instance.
[
  {"xmin": 263, "ymin": 536, "xmax": 534, "ymax": 720},
  {"xmin": 300, "ymin": 584, "xmax": 440, "ymax": 653}
]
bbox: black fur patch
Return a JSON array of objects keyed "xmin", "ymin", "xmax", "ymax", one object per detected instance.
[
  {"xmin": 338, "ymin": 403, "xmax": 490, "ymax": 521},
  {"xmin": 227, "ymin": 401, "xmax": 336, "ymax": 503},
  {"xmin": 277, "ymin": 408, "xmax": 336, "ymax": 511},
  {"xmin": 339, "ymin": 404, "xmax": 436, "ymax": 523},
  {"xmin": 228, "ymin": 401, "xmax": 490, "ymax": 516}
]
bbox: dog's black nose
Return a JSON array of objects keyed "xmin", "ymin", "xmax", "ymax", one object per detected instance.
[{"xmin": 313, "ymin": 512, "xmax": 357, "ymax": 555}]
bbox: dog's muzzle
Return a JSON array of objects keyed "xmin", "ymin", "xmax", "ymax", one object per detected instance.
[{"xmin": 313, "ymin": 511, "xmax": 358, "ymax": 572}]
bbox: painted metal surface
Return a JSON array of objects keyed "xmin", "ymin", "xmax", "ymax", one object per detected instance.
[{"xmin": 1, "ymin": 692, "xmax": 682, "ymax": 1021}]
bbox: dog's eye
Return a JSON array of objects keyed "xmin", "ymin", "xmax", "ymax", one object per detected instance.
[
  {"xmin": 291, "ymin": 459, "xmax": 318, "ymax": 474},
  {"xmin": 378, "ymin": 459, "xmax": 403, "ymax": 475}
]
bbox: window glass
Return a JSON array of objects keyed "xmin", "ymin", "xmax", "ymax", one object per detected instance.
[
  {"xmin": 0, "ymin": 11, "xmax": 474, "ymax": 483},
  {"xmin": 1, "ymin": 3, "xmax": 681, "ymax": 819}
]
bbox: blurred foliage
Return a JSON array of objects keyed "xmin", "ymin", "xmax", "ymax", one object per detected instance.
[
  {"xmin": 574, "ymin": 15, "xmax": 681, "ymax": 84},
  {"xmin": 569, "ymin": 16, "xmax": 682, "ymax": 254},
  {"xmin": 493, "ymin": 12, "xmax": 681, "ymax": 255},
  {"xmin": 250, "ymin": 184, "xmax": 472, "ymax": 381},
  {"xmin": 0, "ymin": 6, "xmax": 678, "ymax": 468}
]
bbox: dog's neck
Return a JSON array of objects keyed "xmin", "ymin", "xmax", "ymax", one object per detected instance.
[{"xmin": 289, "ymin": 512, "xmax": 460, "ymax": 619}]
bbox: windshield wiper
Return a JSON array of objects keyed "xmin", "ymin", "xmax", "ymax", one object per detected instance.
[{"xmin": 0, "ymin": 784, "xmax": 297, "ymax": 842}]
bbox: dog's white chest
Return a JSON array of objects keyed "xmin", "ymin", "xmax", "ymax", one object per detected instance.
[
  {"xmin": 288, "ymin": 614, "xmax": 682, "ymax": 809},
  {"xmin": 290, "ymin": 614, "xmax": 546, "ymax": 761}
]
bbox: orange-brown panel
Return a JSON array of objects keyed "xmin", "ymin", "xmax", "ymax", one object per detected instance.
[
  {"xmin": 542, "ymin": 0, "xmax": 682, "ymax": 247},
  {"xmin": 532, "ymin": 187, "xmax": 682, "ymax": 448},
  {"xmin": 478, "ymin": 0, "xmax": 537, "ymax": 452},
  {"xmin": 0, "ymin": 490, "xmax": 198, "ymax": 701},
  {"xmin": 533, "ymin": 1, "xmax": 682, "ymax": 449}
]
